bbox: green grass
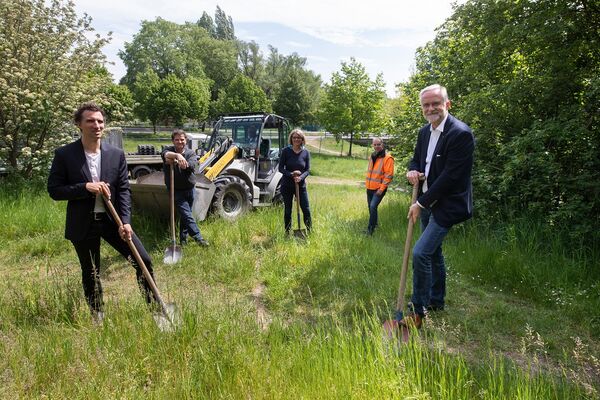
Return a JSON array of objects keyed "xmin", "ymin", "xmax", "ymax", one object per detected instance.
[
  {"xmin": 0, "ymin": 165, "xmax": 599, "ymax": 398},
  {"xmin": 309, "ymin": 153, "xmax": 366, "ymax": 181},
  {"xmin": 306, "ymin": 136, "xmax": 371, "ymax": 158}
]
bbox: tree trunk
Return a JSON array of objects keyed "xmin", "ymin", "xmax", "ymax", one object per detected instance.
[{"xmin": 348, "ymin": 131, "xmax": 354, "ymax": 157}]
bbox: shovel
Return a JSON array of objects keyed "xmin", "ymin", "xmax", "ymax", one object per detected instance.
[
  {"xmin": 383, "ymin": 175, "xmax": 423, "ymax": 342},
  {"xmin": 293, "ymin": 180, "xmax": 307, "ymax": 239},
  {"xmin": 163, "ymin": 163, "xmax": 182, "ymax": 264},
  {"xmin": 102, "ymin": 193, "xmax": 179, "ymax": 331}
]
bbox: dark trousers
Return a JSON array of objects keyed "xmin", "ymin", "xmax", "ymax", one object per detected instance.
[
  {"xmin": 281, "ymin": 184, "xmax": 311, "ymax": 233},
  {"xmin": 366, "ymin": 188, "xmax": 386, "ymax": 232},
  {"xmin": 71, "ymin": 214, "xmax": 156, "ymax": 312},
  {"xmin": 174, "ymin": 188, "xmax": 202, "ymax": 242}
]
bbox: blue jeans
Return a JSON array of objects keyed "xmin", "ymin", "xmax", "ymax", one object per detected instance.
[
  {"xmin": 174, "ymin": 188, "xmax": 203, "ymax": 242},
  {"xmin": 281, "ymin": 184, "xmax": 311, "ymax": 233},
  {"xmin": 410, "ymin": 208, "xmax": 450, "ymax": 316},
  {"xmin": 366, "ymin": 189, "xmax": 386, "ymax": 232}
]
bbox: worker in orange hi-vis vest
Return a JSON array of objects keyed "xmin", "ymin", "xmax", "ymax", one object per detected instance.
[{"xmin": 365, "ymin": 137, "xmax": 394, "ymax": 236}]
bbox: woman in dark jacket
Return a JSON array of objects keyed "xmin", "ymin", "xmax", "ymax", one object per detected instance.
[{"xmin": 278, "ymin": 128, "xmax": 312, "ymax": 235}]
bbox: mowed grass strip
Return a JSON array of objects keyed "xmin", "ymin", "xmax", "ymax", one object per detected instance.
[{"xmin": 0, "ymin": 161, "xmax": 598, "ymax": 398}]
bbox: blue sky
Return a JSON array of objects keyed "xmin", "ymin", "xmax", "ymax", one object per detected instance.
[{"xmin": 73, "ymin": 0, "xmax": 462, "ymax": 97}]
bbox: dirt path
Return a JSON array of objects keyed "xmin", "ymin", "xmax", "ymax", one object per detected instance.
[
  {"xmin": 308, "ymin": 176, "xmax": 363, "ymax": 187},
  {"xmin": 304, "ymin": 136, "xmax": 341, "ymax": 155}
]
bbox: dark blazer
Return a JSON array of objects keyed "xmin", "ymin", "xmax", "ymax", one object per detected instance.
[
  {"xmin": 48, "ymin": 139, "xmax": 131, "ymax": 241},
  {"xmin": 408, "ymin": 113, "xmax": 475, "ymax": 228}
]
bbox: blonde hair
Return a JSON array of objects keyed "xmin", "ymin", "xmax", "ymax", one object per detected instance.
[{"xmin": 288, "ymin": 128, "xmax": 306, "ymax": 146}]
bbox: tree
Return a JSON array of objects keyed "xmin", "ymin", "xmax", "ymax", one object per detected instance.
[
  {"xmin": 155, "ymin": 75, "xmax": 210, "ymax": 126},
  {"xmin": 133, "ymin": 70, "xmax": 210, "ymax": 129},
  {"xmin": 0, "ymin": 0, "xmax": 109, "ymax": 177},
  {"xmin": 133, "ymin": 70, "xmax": 161, "ymax": 127},
  {"xmin": 319, "ymin": 58, "xmax": 386, "ymax": 156},
  {"xmin": 273, "ymin": 70, "xmax": 312, "ymax": 126},
  {"xmin": 119, "ymin": 18, "xmax": 197, "ymax": 88},
  {"xmin": 238, "ymin": 40, "xmax": 264, "ymax": 82},
  {"xmin": 84, "ymin": 66, "xmax": 134, "ymax": 124},
  {"xmin": 189, "ymin": 30, "xmax": 238, "ymax": 100},
  {"xmin": 214, "ymin": 75, "xmax": 271, "ymax": 114},
  {"xmin": 103, "ymin": 84, "xmax": 135, "ymax": 123},
  {"xmin": 197, "ymin": 11, "xmax": 215, "ymax": 37},
  {"xmin": 391, "ymin": 0, "xmax": 600, "ymax": 241},
  {"xmin": 119, "ymin": 17, "xmax": 238, "ymax": 102},
  {"xmin": 215, "ymin": 6, "xmax": 235, "ymax": 41},
  {"xmin": 254, "ymin": 46, "xmax": 322, "ymax": 125}
]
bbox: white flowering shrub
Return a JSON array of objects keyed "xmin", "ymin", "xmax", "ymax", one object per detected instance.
[{"xmin": 0, "ymin": 0, "xmax": 110, "ymax": 177}]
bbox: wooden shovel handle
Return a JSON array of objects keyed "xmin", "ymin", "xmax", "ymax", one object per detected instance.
[
  {"xmin": 295, "ymin": 180, "xmax": 302, "ymax": 230},
  {"xmin": 170, "ymin": 163, "xmax": 176, "ymax": 243},
  {"xmin": 396, "ymin": 175, "xmax": 424, "ymax": 311},
  {"xmin": 101, "ymin": 194, "xmax": 169, "ymax": 315}
]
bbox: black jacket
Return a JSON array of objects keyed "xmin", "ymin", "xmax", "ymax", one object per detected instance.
[
  {"xmin": 48, "ymin": 139, "xmax": 131, "ymax": 240},
  {"xmin": 408, "ymin": 114, "xmax": 475, "ymax": 228}
]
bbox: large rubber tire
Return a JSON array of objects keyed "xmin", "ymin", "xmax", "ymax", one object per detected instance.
[
  {"xmin": 211, "ymin": 175, "xmax": 252, "ymax": 220},
  {"xmin": 131, "ymin": 165, "xmax": 152, "ymax": 179}
]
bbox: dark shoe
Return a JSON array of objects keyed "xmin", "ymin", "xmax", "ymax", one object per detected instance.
[
  {"xmin": 399, "ymin": 313, "xmax": 423, "ymax": 329},
  {"xmin": 364, "ymin": 228, "xmax": 374, "ymax": 236},
  {"xmin": 180, "ymin": 238, "xmax": 188, "ymax": 246},
  {"xmin": 426, "ymin": 304, "xmax": 445, "ymax": 312},
  {"xmin": 195, "ymin": 238, "xmax": 209, "ymax": 247}
]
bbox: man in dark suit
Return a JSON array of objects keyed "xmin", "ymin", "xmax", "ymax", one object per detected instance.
[
  {"xmin": 48, "ymin": 102, "xmax": 157, "ymax": 322},
  {"xmin": 401, "ymin": 84, "xmax": 475, "ymax": 328}
]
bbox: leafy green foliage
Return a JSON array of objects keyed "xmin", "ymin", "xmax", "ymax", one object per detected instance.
[
  {"xmin": 273, "ymin": 70, "xmax": 312, "ymax": 126},
  {"xmin": 391, "ymin": 0, "xmax": 600, "ymax": 243},
  {"xmin": 197, "ymin": 11, "xmax": 216, "ymax": 37},
  {"xmin": 215, "ymin": 5, "xmax": 235, "ymax": 41},
  {"xmin": 319, "ymin": 58, "xmax": 386, "ymax": 156},
  {"xmin": 133, "ymin": 70, "xmax": 210, "ymax": 128},
  {"xmin": 119, "ymin": 18, "xmax": 191, "ymax": 86},
  {"xmin": 103, "ymin": 84, "xmax": 135, "ymax": 124},
  {"xmin": 0, "ymin": 0, "xmax": 110, "ymax": 177},
  {"xmin": 214, "ymin": 74, "xmax": 272, "ymax": 114},
  {"xmin": 118, "ymin": 14, "xmax": 238, "ymax": 102}
]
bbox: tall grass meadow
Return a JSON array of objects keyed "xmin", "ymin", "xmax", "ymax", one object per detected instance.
[{"xmin": 0, "ymin": 154, "xmax": 598, "ymax": 398}]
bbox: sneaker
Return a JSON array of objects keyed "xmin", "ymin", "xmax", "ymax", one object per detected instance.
[
  {"xmin": 399, "ymin": 313, "xmax": 423, "ymax": 329},
  {"xmin": 195, "ymin": 238, "xmax": 209, "ymax": 247}
]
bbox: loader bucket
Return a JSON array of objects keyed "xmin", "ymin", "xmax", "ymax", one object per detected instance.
[{"xmin": 130, "ymin": 172, "xmax": 216, "ymax": 221}]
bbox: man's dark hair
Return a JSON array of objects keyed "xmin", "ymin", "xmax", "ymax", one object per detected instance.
[
  {"xmin": 172, "ymin": 129, "xmax": 186, "ymax": 140},
  {"xmin": 74, "ymin": 102, "xmax": 105, "ymax": 124}
]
